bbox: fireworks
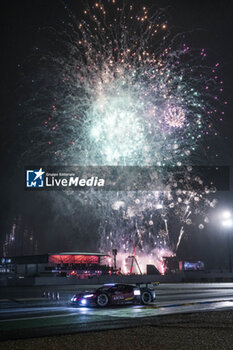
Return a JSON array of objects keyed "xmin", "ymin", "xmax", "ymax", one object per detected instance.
[
  {"xmin": 164, "ymin": 106, "xmax": 185, "ymax": 128},
  {"xmin": 18, "ymin": 1, "xmax": 224, "ymax": 273}
]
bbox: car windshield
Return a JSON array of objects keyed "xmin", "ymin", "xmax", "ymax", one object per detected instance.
[{"xmin": 97, "ymin": 286, "xmax": 112, "ymax": 292}]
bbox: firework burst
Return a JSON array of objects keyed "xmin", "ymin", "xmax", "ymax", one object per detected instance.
[{"xmin": 18, "ymin": 1, "xmax": 224, "ymax": 272}]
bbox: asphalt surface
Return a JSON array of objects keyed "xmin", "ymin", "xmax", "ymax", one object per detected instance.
[
  {"xmin": 1, "ymin": 283, "xmax": 233, "ymax": 340},
  {"xmin": 2, "ymin": 310, "xmax": 233, "ymax": 350}
]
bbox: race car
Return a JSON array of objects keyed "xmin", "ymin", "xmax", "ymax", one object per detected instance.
[{"xmin": 70, "ymin": 283, "xmax": 157, "ymax": 307}]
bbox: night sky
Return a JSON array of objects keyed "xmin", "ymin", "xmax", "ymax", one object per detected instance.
[{"xmin": 1, "ymin": 0, "xmax": 233, "ymax": 270}]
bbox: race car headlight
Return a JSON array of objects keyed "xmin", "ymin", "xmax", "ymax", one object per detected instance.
[
  {"xmin": 84, "ymin": 294, "xmax": 94, "ymax": 298},
  {"xmin": 134, "ymin": 289, "xmax": 141, "ymax": 296},
  {"xmin": 80, "ymin": 299, "xmax": 87, "ymax": 305}
]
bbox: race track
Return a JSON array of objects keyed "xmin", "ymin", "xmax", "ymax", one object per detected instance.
[{"xmin": 1, "ymin": 283, "xmax": 233, "ymax": 340}]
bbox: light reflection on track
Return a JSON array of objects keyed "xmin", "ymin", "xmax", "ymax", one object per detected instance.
[{"xmin": 2, "ymin": 299, "xmax": 233, "ymax": 323}]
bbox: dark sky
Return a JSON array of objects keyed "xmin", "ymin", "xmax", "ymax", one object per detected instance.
[{"xmin": 0, "ymin": 0, "xmax": 233, "ymax": 268}]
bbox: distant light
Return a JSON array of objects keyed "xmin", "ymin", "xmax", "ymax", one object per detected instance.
[
  {"xmin": 222, "ymin": 219, "xmax": 233, "ymax": 228},
  {"xmin": 156, "ymin": 204, "xmax": 163, "ymax": 209},
  {"xmin": 222, "ymin": 211, "xmax": 231, "ymax": 219}
]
